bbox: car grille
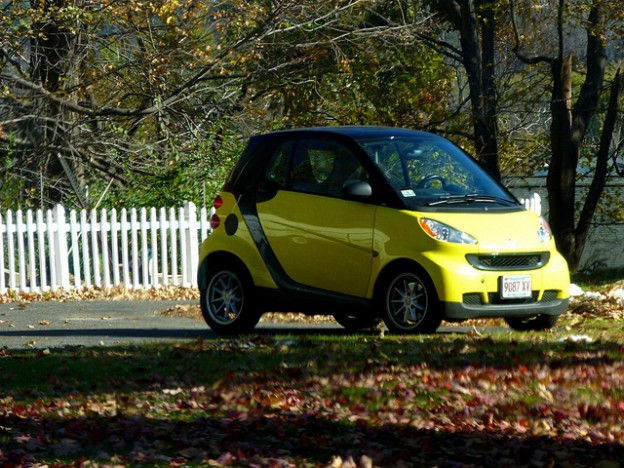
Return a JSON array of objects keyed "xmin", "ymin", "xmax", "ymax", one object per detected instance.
[
  {"xmin": 462, "ymin": 290, "xmax": 560, "ymax": 306},
  {"xmin": 487, "ymin": 291, "xmax": 539, "ymax": 305},
  {"xmin": 462, "ymin": 293, "xmax": 482, "ymax": 306},
  {"xmin": 540, "ymin": 290, "xmax": 559, "ymax": 302},
  {"xmin": 465, "ymin": 253, "xmax": 550, "ymax": 271}
]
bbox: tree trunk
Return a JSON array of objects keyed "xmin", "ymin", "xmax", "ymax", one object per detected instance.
[
  {"xmin": 547, "ymin": 55, "xmax": 576, "ymax": 268},
  {"xmin": 29, "ymin": 0, "xmax": 74, "ymax": 204},
  {"xmin": 434, "ymin": 0, "xmax": 500, "ymax": 177},
  {"xmin": 573, "ymin": 71, "xmax": 623, "ymax": 268},
  {"xmin": 546, "ymin": 1, "xmax": 608, "ymax": 272},
  {"xmin": 475, "ymin": 0, "xmax": 499, "ymax": 178},
  {"xmin": 457, "ymin": 0, "xmax": 500, "ymax": 177}
]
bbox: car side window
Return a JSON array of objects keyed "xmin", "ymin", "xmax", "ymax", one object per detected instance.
[
  {"xmin": 289, "ymin": 139, "xmax": 368, "ymax": 197},
  {"xmin": 264, "ymin": 140, "xmax": 295, "ymax": 189}
]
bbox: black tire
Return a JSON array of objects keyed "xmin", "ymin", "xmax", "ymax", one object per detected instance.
[
  {"xmin": 377, "ymin": 267, "xmax": 442, "ymax": 334},
  {"xmin": 505, "ymin": 314, "xmax": 559, "ymax": 331},
  {"xmin": 200, "ymin": 263, "xmax": 260, "ymax": 334},
  {"xmin": 333, "ymin": 313, "xmax": 382, "ymax": 331}
]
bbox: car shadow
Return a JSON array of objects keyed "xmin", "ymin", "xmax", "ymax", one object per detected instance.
[{"xmin": 0, "ymin": 323, "xmax": 512, "ymax": 345}]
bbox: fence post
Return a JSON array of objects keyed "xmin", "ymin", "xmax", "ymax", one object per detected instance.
[
  {"xmin": 159, "ymin": 207, "xmax": 169, "ymax": 286},
  {"xmin": 37, "ymin": 209, "xmax": 48, "ymax": 290},
  {"xmin": 26, "ymin": 209, "xmax": 37, "ymax": 291},
  {"xmin": 531, "ymin": 193, "xmax": 542, "ymax": 215},
  {"xmin": 52, "ymin": 205, "xmax": 71, "ymax": 290},
  {"xmin": 520, "ymin": 193, "xmax": 542, "ymax": 215},
  {"xmin": 130, "ymin": 208, "xmax": 140, "ymax": 289},
  {"xmin": 184, "ymin": 202, "xmax": 199, "ymax": 287},
  {"xmin": 90, "ymin": 208, "xmax": 101, "ymax": 287},
  {"xmin": 111, "ymin": 208, "xmax": 120, "ymax": 287},
  {"xmin": 140, "ymin": 207, "xmax": 149, "ymax": 288},
  {"xmin": 149, "ymin": 207, "xmax": 159, "ymax": 288},
  {"xmin": 120, "ymin": 208, "xmax": 131, "ymax": 288},
  {"xmin": 16, "ymin": 210, "xmax": 26, "ymax": 291},
  {"xmin": 80, "ymin": 209, "xmax": 92, "ymax": 288},
  {"xmin": 6, "ymin": 210, "xmax": 16, "ymax": 290},
  {"xmin": 68, "ymin": 209, "xmax": 81, "ymax": 289},
  {"xmin": 100, "ymin": 209, "xmax": 111, "ymax": 288},
  {"xmin": 169, "ymin": 207, "xmax": 178, "ymax": 285}
]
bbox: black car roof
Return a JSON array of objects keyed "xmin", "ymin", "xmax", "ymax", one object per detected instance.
[{"xmin": 253, "ymin": 126, "xmax": 438, "ymax": 140}]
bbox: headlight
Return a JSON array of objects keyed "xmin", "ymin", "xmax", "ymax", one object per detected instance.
[
  {"xmin": 537, "ymin": 216, "xmax": 552, "ymax": 242},
  {"xmin": 419, "ymin": 218, "xmax": 477, "ymax": 244}
]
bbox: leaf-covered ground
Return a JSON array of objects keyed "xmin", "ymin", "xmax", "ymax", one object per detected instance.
[{"xmin": 1, "ymin": 286, "xmax": 623, "ymax": 467}]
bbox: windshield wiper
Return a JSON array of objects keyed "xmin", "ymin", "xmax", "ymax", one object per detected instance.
[{"xmin": 428, "ymin": 193, "xmax": 517, "ymax": 207}]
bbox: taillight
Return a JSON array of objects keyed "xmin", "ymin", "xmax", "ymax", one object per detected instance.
[
  {"xmin": 210, "ymin": 213, "xmax": 221, "ymax": 229},
  {"xmin": 209, "ymin": 195, "xmax": 223, "ymax": 230}
]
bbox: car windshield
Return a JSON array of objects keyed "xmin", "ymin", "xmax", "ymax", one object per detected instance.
[{"xmin": 356, "ymin": 134, "xmax": 518, "ymax": 209}]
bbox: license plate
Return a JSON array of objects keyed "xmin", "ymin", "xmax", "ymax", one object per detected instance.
[{"xmin": 501, "ymin": 275, "xmax": 532, "ymax": 299}]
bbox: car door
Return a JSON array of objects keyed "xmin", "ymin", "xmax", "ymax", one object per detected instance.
[{"xmin": 256, "ymin": 138, "xmax": 376, "ymax": 298}]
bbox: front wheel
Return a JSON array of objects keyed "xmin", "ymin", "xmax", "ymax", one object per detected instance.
[
  {"xmin": 200, "ymin": 263, "xmax": 260, "ymax": 334},
  {"xmin": 377, "ymin": 268, "xmax": 441, "ymax": 334},
  {"xmin": 505, "ymin": 314, "xmax": 559, "ymax": 331}
]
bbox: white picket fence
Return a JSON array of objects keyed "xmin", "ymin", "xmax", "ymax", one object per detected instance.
[
  {"xmin": 521, "ymin": 192, "xmax": 542, "ymax": 217},
  {"xmin": 0, "ymin": 202, "xmax": 210, "ymax": 294}
]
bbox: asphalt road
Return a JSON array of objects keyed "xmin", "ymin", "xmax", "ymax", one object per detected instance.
[
  {"xmin": 0, "ymin": 300, "xmax": 346, "ymax": 350},
  {"xmin": 0, "ymin": 300, "xmax": 503, "ymax": 350}
]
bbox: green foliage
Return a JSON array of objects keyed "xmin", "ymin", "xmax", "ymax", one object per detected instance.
[
  {"xmin": 97, "ymin": 126, "xmax": 245, "ymax": 209},
  {"xmin": 254, "ymin": 25, "xmax": 453, "ymax": 129},
  {"xmin": 0, "ymin": 0, "xmax": 456, "ymax": 209},
  {"xmin": 0, "ymin": 134, "xmax": 29, "ymax": 211},
  {"xmin": 1, "ymin": 0, "xmax": 248, "ymax": 208}
]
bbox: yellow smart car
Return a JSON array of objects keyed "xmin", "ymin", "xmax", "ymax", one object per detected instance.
[{"xmin": 198, "ymin": 127, "xmax": 570, "ymax": 334}]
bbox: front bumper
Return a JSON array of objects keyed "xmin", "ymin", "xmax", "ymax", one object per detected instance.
[
  {"xmin": 441, "ymin": 297, "xmax": 569, "ymax": 320},
  {"xmin": 415, "ymin": 245, "xmax": 570, "ymax": 321}
]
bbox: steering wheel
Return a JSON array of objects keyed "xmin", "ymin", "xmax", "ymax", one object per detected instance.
[{"xmin": 416, "ymin": 174, "xmax": 446, "ymax": 189}]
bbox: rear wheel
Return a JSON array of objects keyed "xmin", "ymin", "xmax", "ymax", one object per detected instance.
[
  {"xmin": 200, "ymin": 263, "xmax": 260, "ymax": 334},
  {"xmin": 378, "ymin": 267, "xmax": 441, "ymax": 334},
  {"xmin": 505, "ymin": 314, "xmax": 559, "ymax": 331}
]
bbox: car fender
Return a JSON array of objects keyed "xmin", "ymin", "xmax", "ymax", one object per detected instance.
[{"xmin": 198, "ymin": 216, "xmax": 278, "ymax": 291}]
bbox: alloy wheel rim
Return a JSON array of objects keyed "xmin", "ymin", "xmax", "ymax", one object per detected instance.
[
  {"xmin": 387, "ymin": 273, "xmax": 427, "ymax": 329},
  {"xmin": 206, "ymin": 271, "xmax": 244, "ymax": 325}
]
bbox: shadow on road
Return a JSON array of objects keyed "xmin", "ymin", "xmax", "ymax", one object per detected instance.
[{"xmin": 0, "ymin": 323, "xmax": 512, "ymax": 347}]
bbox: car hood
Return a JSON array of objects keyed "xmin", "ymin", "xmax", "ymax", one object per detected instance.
[{"xmin": 424, "ymin": 209, "xmax": 552, "ymax": 253}]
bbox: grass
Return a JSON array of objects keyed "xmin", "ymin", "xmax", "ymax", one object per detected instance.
[
  {"xmin": 0, "ymin": 332, "xmax": 623, "ymax": 465},
  {"xmin": 1, "ymin": 285, "xmax": 624, "ymax": 466},
  {"xmin": 4, "ymin": 312, "xmax": 622, "ymax": 397}
]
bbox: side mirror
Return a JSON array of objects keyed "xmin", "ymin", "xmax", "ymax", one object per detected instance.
[{"xmin": 342, "ymin": 181, "xmax": 373, "ymax": 199}]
